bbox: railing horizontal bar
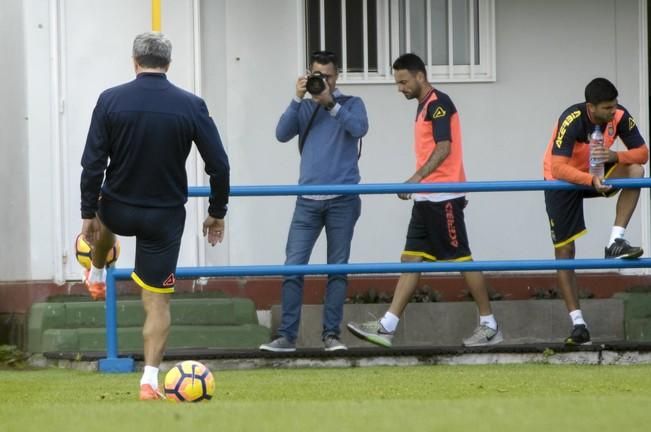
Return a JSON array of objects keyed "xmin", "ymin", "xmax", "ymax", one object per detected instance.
[
  {"xmin": 110, "ymin": 258, "xmax": 651, "ymax": 280},
  {"xmin": 189, "ymin": 179, "xmax": 651, "ymax": 197}
]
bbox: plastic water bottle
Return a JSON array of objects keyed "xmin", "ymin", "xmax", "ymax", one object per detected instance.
[{"xmin": 589, "ymin": 125, "xmax": 604, "ymax": 179}]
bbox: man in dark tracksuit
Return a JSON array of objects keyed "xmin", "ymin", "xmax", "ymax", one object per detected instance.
[{"xmin": 79, "ymin": 32, "xmax": 230, "ymax": 400}]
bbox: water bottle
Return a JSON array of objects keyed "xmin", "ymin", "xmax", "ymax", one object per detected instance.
[{"xmin": 589, "ymin": 125, "xmax": 604, "ymax": 179}]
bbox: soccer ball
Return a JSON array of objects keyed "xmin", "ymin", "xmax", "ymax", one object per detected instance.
[
  {"xmin": 74, "ymin": 234, "xmax": 120, "ymax": 269},
  {"xmin": 164, "ymin": 360, "xmax": 215, "ymax": 402}
]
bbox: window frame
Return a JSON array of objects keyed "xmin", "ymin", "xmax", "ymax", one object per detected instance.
[{"xmin": 299, "ymin": 0, "xmax": 496, "ymax": 84}]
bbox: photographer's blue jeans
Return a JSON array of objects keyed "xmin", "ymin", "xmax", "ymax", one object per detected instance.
[{"xmin": 278, "ymin": 195, "xmax": 361, "ymax": 342}]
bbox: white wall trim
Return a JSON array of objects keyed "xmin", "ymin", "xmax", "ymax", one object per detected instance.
[
  {"xmin": 296, "ymin": 0, "xmax": 305, "ymax": 76},
  {"xmin": 49, "ymin": 0, "xmax": 65, "ymax": 284}
]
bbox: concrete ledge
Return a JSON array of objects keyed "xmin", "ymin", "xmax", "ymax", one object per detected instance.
[
  {"xmin": 39, "ymin": 324, "xmax": 269, "ymax": 352},
  {"xmin": 271, "ymin": 299, "xmax": 624, "ymax": 348},
  {"xmin": 27, "ymin": 298, "xmax": 266, "ymax": 353}
]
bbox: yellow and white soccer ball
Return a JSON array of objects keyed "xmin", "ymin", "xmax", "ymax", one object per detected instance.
[
  {"xmin": 164, "ymin": 360, "xmax": 215, "ymax": 402},
  {"xmin": 74, "ymin": 234, "xmax": 120, "ymax": 269}
]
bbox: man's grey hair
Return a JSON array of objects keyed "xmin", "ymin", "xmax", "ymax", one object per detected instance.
[{"xmin": 132, "ymin": 32, "xmax": 172, "ymax": 68}]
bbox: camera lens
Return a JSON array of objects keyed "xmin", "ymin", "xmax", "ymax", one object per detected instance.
[{"xmin": 306, "ymin": 75, "xmax": 326, "ymax": 95}]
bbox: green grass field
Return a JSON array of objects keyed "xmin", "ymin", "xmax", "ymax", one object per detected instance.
[{"xmin": 1, "ymin": 364, "xmax": 650, "ymax": 431}]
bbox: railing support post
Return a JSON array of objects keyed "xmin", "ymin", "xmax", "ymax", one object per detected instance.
[{"xmin": 98, "ymin": 266, "xmax": 134, "ymax": 373}]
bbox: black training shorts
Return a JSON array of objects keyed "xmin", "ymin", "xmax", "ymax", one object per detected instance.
[
  {"xmin": 98, "ymin": 196, "xmax": 185, "ymax": 293},
  {"xmin": 544, "ymin": 164, "xmax": 618, "ymax": 248},
  {"xmin": 403, "ymin": 197, "xmax": 472, "ymax": 261}
]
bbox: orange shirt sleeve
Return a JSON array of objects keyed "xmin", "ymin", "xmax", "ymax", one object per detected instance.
[
  {"xmin": 617, "ymin": 145, "xmax": 649, "ymax": 165},
  {"xmin": 551, "ymin": 155, "xmax": 594, "ymax": 186}
]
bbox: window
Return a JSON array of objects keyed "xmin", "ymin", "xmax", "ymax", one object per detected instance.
[{"xmin": 303, "ymin": 0, "xmax": 495, "ymax": 83}]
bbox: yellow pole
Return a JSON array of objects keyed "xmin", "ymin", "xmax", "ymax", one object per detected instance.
[{"xmin": 152, "ymin": 0, "xmax": 162, "ymax": 31}]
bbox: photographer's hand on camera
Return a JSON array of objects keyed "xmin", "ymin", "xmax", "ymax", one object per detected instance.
[{"xmin": 295, "ymin": 76, "xmax": 308, "ymax": 99}]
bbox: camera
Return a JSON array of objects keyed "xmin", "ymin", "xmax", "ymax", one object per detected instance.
[{"xmin": 306, "ymin": 71, "xmax": 327, "ymax": 95}]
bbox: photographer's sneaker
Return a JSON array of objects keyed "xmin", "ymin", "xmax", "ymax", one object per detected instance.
[
  {"xmin": 323, "ymin": 335, "xmax": 347, "ymax": 352},
  {"xmin": 347, "ymin": 320, "xmax": 394, "ymax": 348},
  {"xmin": 462, "ymin": 324, "xmax": 503, "ymax": 347},
  {"xmin": 259, "ymin": 337, "xmax": 296, "ymax": 352},
  {"xmin": 565, "ymin": 324, "xmax": 591, "ymax": 346},
  {"xmin": 605, "ymin": 238, "xmax": 643, "ymax": 259}
]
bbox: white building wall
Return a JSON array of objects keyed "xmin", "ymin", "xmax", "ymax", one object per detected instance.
[
  {"xmin": 0, "ymin": 0, "xmax": 30, "ymax": 280},
  {"xmin": 2, "ymin": 0, "xmax": 647, "ymax": 281},
  {"xmin": 209, "ymin": 0, "xmax": 649, "ymax": 269},
  {"xmin": 56, "ymin": 0, "xmax": 202, "ymax": 281}
]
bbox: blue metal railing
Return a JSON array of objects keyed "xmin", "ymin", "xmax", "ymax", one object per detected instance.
[
  {"xmin": 99, "ymin": 178, "xmax": 651, "ymax": 372},
  {"xmin": 189, "ymin": 178, "xmax": 651, "ymax": 197}
]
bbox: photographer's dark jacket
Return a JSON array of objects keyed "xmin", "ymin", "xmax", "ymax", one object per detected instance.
[
  {"xmin": 275, "ymin": 89, "xmax": 368, "ymax": 186},
  {"xmin": 80, "ymin": 73, "xmax": 230, "ymax": 219}
]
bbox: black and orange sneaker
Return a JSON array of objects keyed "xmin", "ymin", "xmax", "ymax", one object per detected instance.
[
  {"xmin": 139, "ymin": 384, "xmax": 166, "ymax": 401},
  {"xmin": 605, "ymin": 238, "xmax": 643, "ymax": 259},
  {"xmin": 565, "ymin": 324, "xmax": 591, "ymax": 346},
  {"xmin": 83, "ymin": 269, "xmax": 106, "ymax": 301}
]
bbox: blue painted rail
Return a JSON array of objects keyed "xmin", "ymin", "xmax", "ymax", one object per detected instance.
[{"xmin": 189, "ymin": 178, "xmax": 651, "ymax": 197}]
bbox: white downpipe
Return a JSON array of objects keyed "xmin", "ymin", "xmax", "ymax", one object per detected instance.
[
  {"xmin": 192, "ymin": 0, "xmax": 207, "ymax": 274},
  {"xmin": 49, "ymin": 0, "xmax": 65, "ymax": 284}
]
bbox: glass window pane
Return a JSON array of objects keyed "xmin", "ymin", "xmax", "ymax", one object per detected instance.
[
  {"xmin": 305, "ymin": 0, "xmax": 378, "ymax": 74},
  {"xmin": 306, "ymin": 0, "xmax": 321, "ymax": 67},
  {"xmin": 368, "ymin": 0, "xmax": 378, "ymax": 72},
  {"xmin": 430, "ymin": 0, "xmax": 448, "ymax": 65},
  {"xmin": 398, "ymin": 0, "xmax": 406, "ymax": 54},
  {"xmin": 346, "ymin": 0, "xmax": 378, "ymax": 72},
  {"xmin": 407, "ymin": 0, "xmax": 427, "ymax": 61},
  {"xmin": 305, "ymin": 0, "xmax": 342, "ymax": 69},
  {"xmin": 306, "ymin": 0, "xmax": 493, "ymax": 80},
  {"xmin": 452, "ymin": 0, "xmax": 469, "ymax": 65},
  {"xmin": 324, "ymin": 1, "xmax": 343, "ymax": 57}
]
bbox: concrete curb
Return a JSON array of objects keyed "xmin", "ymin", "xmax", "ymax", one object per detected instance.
[{"xmin": 31, "ymin": 345, "xmax": 651, "ymax": 371}]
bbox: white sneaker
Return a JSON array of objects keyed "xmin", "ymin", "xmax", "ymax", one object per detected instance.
[{"xmin": 462, "ymin": 325, "xmax": 503, "ymax": 347}]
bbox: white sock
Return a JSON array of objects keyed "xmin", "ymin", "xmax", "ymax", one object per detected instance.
[
  {"xmin": 89, "ymin": 264, "xmax": 105, "ymax": 284},
  {"xmin": 608, "ymin": 226, "xmax": 626, "ymax": 246},
  {"xmin": 140, "ymin": 365, "xmax": 159, "ymax": 389},
  {"xmin": 569, "ymin": 309, "xmax": 586, "ymax": 327},
  {"xmin": 380, "ymin": 311, "xmax": 400, "ymax": 333},
  {"xmin": 479, "ymin": 314, "xmax": 497, "ymax": 331}
]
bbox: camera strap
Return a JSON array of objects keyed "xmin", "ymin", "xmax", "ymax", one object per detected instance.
[{"xmin": 298, "ymin": 104, "xmax": 320, "ymax": 155}]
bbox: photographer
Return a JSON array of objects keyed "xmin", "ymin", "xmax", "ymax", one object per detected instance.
[{"xmin": 260, "ymin": 51, "xmax": 368, "ymax": 352}]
